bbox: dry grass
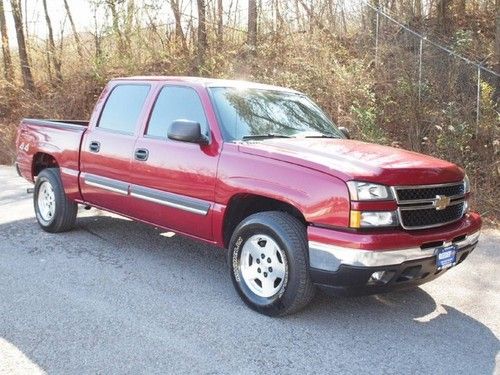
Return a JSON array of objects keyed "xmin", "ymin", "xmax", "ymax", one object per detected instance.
[{"xmin": 0, "ymin": 24, "xmax": 497, "ymax": 222}]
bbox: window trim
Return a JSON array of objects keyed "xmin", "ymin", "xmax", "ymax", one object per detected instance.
[
  {"xmin": 96, "ymin": 83, "xmax": 152, "ymax": 135},
  {"xmin": 206, "ymin": 87, "xmax": 229, "ymax": 141},
  {"xmin": 143, "ymin": 84, "xmax": 211, "ymax": 143}
]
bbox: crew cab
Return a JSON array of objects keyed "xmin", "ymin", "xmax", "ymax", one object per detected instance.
[{"xmin": 15, "ymin": 76, "xmax": 482, "ymax": 316}]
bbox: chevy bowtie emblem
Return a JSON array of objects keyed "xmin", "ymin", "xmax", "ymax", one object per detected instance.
[{"xmin": 434, "ymin": 195, "xmax": 451, "ymax": 210}]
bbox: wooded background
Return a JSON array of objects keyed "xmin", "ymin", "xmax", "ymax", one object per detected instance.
[{"xmin": 0, "ymin": 0, "xmax": 499, "ymax": 221}]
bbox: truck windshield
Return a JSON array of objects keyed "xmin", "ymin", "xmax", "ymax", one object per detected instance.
[{"xmin": 209, "ymin": 87, "xmax": 343, "ymax": 141}]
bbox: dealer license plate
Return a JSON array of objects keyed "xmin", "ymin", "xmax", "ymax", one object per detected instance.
[{"xmin": 436, "ymin": 244, "xmax": 457, "ymax": 270}]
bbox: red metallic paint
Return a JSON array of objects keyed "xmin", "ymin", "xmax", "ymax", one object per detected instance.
[
  {"xmin": 238, "ymin": 138, "xmax": 465, "ymax": 186},
  {"xmin": 15, "ymin": 76, "xmax": 480, "ymax": 252},
  {"xmin": 16, "ymin": 121, "xmax": 84, "ymax": 201},
  {"xmin": 350, "ymin": 200, "xmax": 398, "ymax": 212},
  {"xmin": 79, "ymin": 128, "xmax": 136, "ymax": 216},
  {"xmin": 129, "ymin": 82, "xmax": 222, "ymax": 240},
  {"xmin": 308, "ymin": 212, "xmax": 482, "ymax": 251},
  {"xmin": 215, "ymin": 142, "xmax": 351, "ymax": 230}
]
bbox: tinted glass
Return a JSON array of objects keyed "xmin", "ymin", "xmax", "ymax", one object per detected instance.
[
  {"xmin": 147, "ymin": 86, "xmax": 208, "ymax": 138},
  {"xmin": 209, "ymin": 87, "xmax": 343, "ymax": 141},
  {"xmin": 98, "ymin": 85, "xmax": 150, "ymax": 133}
]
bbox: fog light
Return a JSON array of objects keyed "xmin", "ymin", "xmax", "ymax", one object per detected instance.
[
  {"xmin": 368, "ymin": 270, "xmax": 395, "ymax": 285},
  {"xmin": 371, "ymin": 271, "xmax": 385, "ymax": 281}
]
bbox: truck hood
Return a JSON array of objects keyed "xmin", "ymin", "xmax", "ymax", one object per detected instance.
[{"xmin": 238, "ymin": 138, "xmax": 464, "ymax": 185}]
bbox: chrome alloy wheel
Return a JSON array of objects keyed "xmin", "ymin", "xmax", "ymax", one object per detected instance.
[
  {"xmin": 37, "ymin": 181, "xmax": 56, "ymax": 222},
  {"xmin": 240, "ymin": 234, "xmax": 287, "ymax": 298}
]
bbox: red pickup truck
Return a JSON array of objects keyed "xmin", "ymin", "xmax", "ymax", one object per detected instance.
[{"xmin": 16, "ymin": 76, "xmax": 482, "ymax": 316}]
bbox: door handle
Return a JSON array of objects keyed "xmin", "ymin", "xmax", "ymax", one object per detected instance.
[
  {"xmin": 89, "ymin": 141, "xmax": 100, "ymax": 153},
  {"xmin": 134, "ymin": 148, "xmax": 149, "ymax": 161}
]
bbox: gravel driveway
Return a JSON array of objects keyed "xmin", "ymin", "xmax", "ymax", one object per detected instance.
[{"xmin": 0, "ymin": 165, "xmax": 498, "ymax": 374}]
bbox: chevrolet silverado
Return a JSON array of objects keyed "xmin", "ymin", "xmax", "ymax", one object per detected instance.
[{"xmin": 15, "ymin": 76, "xmax": 482, "ymax": 316}]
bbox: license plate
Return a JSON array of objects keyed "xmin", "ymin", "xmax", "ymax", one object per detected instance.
[{"xmin": 436, "ymin": 244, "xmax": 457, "ymax": 270}]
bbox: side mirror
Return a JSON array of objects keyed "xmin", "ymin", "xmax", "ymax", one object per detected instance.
[
  {"xmin": 168, "ymin": 120, "xmax": 209, "ymax": 145},
  {"xmin": 338, "ymin": 126, "xmax": 351, "ymax": 139}
]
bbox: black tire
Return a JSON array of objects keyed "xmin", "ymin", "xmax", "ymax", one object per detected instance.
[
  {"xmin": 34, "ymin": 168, "xmax": 77, "ymax": 233},
  {"xmin": 228, "ymin": 211, "xmax": 315, "ymax": 316}
]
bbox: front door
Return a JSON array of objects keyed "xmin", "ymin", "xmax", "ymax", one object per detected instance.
[{"xmin": 129, "ymin": 85, "xmax": 219, "ymax": 240}]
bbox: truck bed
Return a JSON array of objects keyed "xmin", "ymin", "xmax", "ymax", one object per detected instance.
[
  {"xmin": 16, "ymin": 118, "xmax": 88, "ymax": 200},
  {"xmin": 22, "ymin": 118, "xmax": 89, "ymax": 129}
]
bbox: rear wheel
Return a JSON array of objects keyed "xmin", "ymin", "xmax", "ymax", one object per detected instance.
[
  {"xmin": 228, "ymin": 211, "xmax": 315, "ymax": 316},
  {"xmin": 34, "ymin": 168, "xmax": 77, "ymax": 233}
]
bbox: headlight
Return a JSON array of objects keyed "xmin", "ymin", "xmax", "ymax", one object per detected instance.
[
  {"xmin": 347, "ymin": 181, "xmax": 393, "ymax": 201},
  {"xmin": 463, "ymin": 174, "xmax": 470, "ymax": 193},
  {"xmin": 350, "ymin": 210, "xmax": 399, "ymax": 228}
]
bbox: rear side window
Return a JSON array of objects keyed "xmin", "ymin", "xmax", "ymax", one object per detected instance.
[
  {"xmin": 98, "ymin": 84, "xmax": 150, "ymax": 133},
  {"xmin": 146, "ymin": 86, "xmax": 207, "ymax": 138}
]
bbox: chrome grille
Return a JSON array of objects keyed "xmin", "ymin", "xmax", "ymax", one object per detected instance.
[{"xmin": 394, "ymin": 182, "xmax": 466, "ymax": 230}]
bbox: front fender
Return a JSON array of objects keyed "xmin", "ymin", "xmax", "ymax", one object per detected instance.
[{"xmin": 216, "ymin": 145, "xmax": 350, "ymax": 228}]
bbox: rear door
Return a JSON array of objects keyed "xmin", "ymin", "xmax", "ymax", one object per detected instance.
[
  {"xmin": 80, "ymin": 83, "xmax": 151, "ymax": 215},
  {"xmin": 129, "ymin": 84, "xmax": 219, "ymax": 240}
]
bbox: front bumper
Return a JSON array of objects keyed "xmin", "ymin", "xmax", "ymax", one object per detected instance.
[{"xmin": 307, "ymin": 213, "xmax": 482, "ymax": 296}]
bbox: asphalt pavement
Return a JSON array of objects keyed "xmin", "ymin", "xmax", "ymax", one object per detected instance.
[{"xmin": 0, "ymin": 165, "xmax": 498, "ymax": 374}]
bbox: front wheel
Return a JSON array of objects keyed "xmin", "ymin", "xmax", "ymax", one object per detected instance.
[
  {"xmin": 228, "ymin": 211, "xmax": 315, "ymax": 316},
  {"xmin": 34, "ymin": 168, "xmax": 77, "ymax": 233}
]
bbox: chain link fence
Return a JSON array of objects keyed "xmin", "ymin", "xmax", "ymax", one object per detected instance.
[{"xmin": 362, "ymin": 3, "xmax": 499, "ymax": 214}]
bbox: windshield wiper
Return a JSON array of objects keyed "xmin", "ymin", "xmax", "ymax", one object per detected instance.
[
  {"xmin": 241, "ymin": 134, "xmax": 293, "ymax": 140},
  {"xmin": 302, "ymin": 134, "xmax": 339, "ymax": 138}
]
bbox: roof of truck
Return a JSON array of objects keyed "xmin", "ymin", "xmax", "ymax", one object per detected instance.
[{"xmin": 112, "ymin": 76, "xmax": 300, "ymax": 93}]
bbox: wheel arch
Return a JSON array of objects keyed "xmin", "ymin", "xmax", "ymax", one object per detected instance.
[
  {"xmin": 32, "ymin": 152, "xmax": 59, "ymax": 178},
  {"xmin": 222, "ymin": 193, "xmax": 307, "ymax": 248}
]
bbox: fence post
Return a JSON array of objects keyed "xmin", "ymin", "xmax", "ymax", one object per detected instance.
[
  {"xmin": 418, "ymin": 38, "xmax": 423, "ymax": 104},
  {"xmin": 476, "ymin": 66, "xmax": 481, "ymax": 132}
]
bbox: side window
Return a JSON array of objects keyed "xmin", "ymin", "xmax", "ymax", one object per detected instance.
[
  {"xmin": 146, "ymin": 86, "xmax": 208, "ymax": 138},
  {"xmin": 98, "ymin": 84, "xmax": 150, "ymax": 133}
]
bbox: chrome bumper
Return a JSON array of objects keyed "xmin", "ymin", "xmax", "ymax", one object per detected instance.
[{"xmin": 308, "ymin": 231, "xmax": 481, "ymax": 272}]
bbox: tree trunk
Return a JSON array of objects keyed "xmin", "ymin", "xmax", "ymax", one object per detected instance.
[
  {"xmin": 247, "ymin": 0, "xmax": 257, "ymax": 54},
  {"xmin": 170, "ymin": 0, "xmax": 187, "ymax": 50},
  {"xmin": 23, "ymin": 0, "xmax": 28, "ymax": 51},
  {"xmin": 0, "ymin": 0, "xmax": 13, "ymax": 82},
  {"xmin": 340, "ymin": 0, "xmax": 348, "ymax": 34},
  {"xmin": 106, "ymin": 0, "xmax": 126, "ymax": 55},
  {"xmin": 63, "ymin": 0, "xmax": 83, "ymax": 57},
  {"xmin": 124, "ymin": 0, "xmax": 134, "ymax": 48},
  {"xmin": 437, "ymin": 0, "xmax": 451, "ymax": 34},
  {"xmin": 42, "ymin": 0, "xmax": 62, "ymax": 83},
  {"xmin": 495, "ymin": 0, "xmax": 500, "ymax": 101},
  {"xmin": 196, "ymin": 0, "xmax": 207, "ymax": 73},
  {"xmin": 415, "ymin": 0, "xmax": 423, "ymax": 21},
  {"xmin": 496, "ymin": 0, "xmax": 500, "ymax": 73},
  {"xmin": 216, "ymin": 0, "xmax": 223, "ymax": 48},
  {"xmin": 90, "ymin": 3, "xmax": 103, "ymax": 61},
  {"xmin": 45, "ymin": 39, "xmax": 52, "ymax": 82},
  {"xmin": 275, "ymin": 0, "xmax": 284, "ymax": 32},
  {"xmin": 10, "ymin": 0, "xmax": 34, "ymax": 91}
]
